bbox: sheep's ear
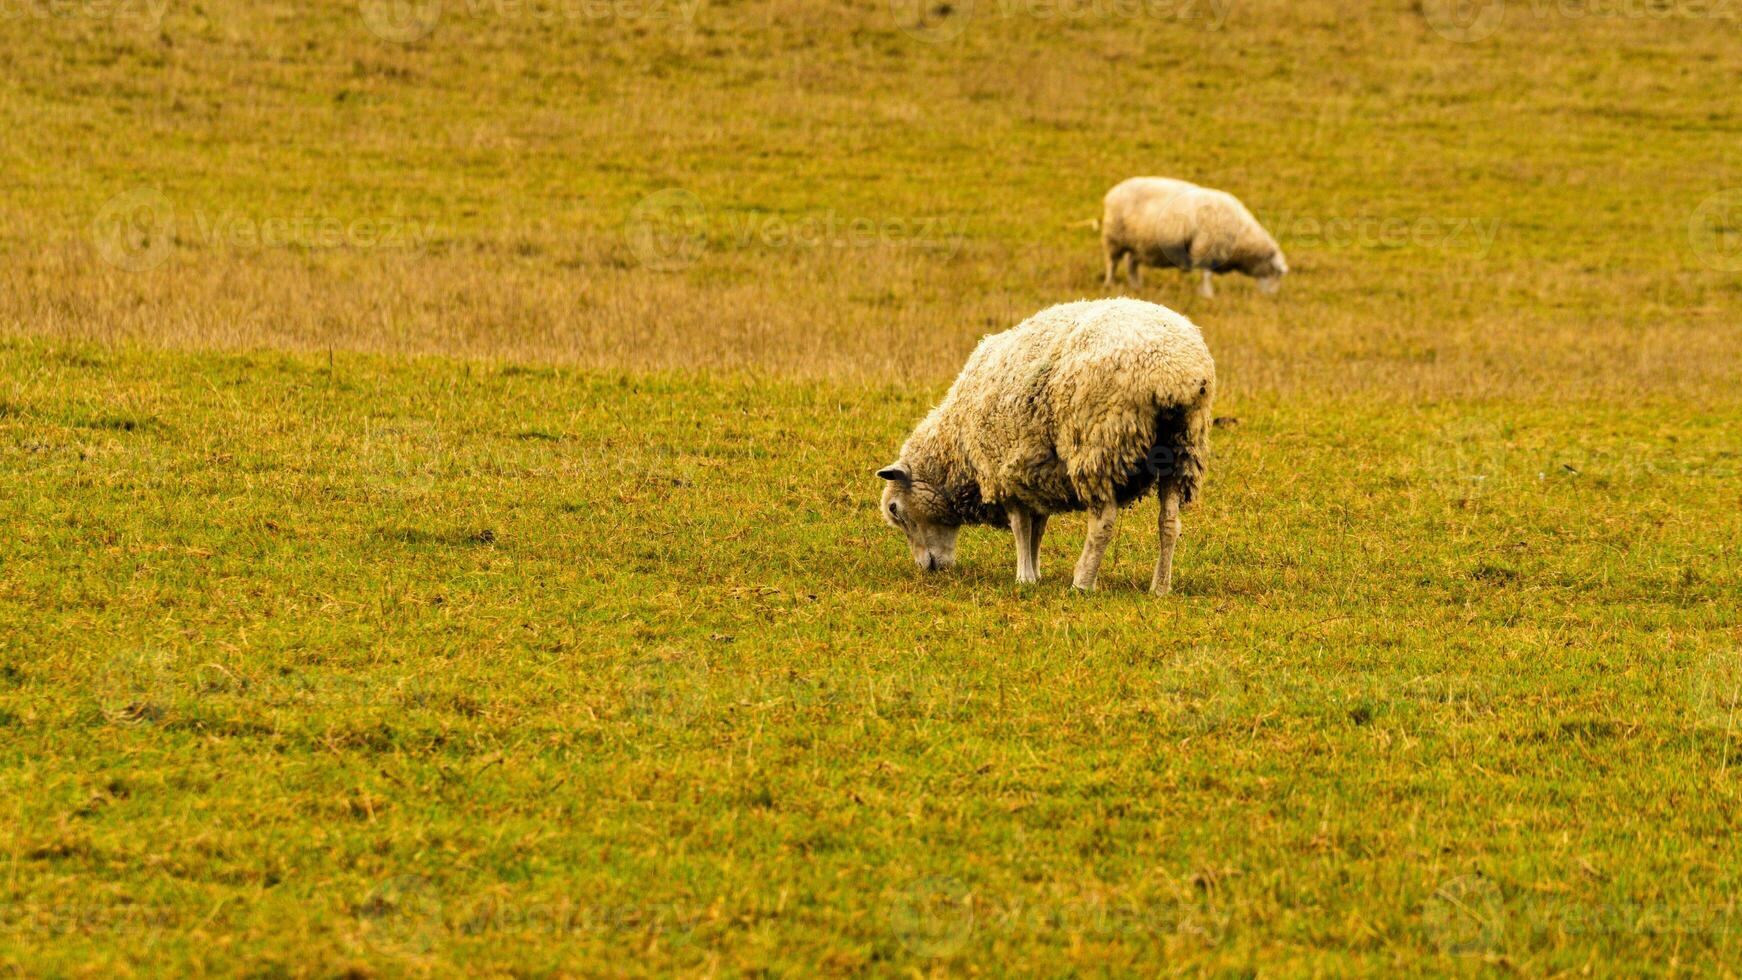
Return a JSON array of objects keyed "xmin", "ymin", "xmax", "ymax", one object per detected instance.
[{"xmin": 876, "ymin": 462, "xmax": 911, "ymax": 483}]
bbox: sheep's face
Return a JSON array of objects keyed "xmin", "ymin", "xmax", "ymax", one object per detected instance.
[
  {"xmin": 877, "ymin": 462, "xmax": 959, "ymax": 572},
  {"xmin": 1254, "ymin": 250, "xmax": 1288, "ymax": 295}
]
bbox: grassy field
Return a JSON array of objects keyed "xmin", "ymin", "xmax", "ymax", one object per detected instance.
[{"xmin": 3, "ymin": 0, "xmax": 1742, "ymax": 975}]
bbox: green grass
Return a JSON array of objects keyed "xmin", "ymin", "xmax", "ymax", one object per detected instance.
[
  {"xmin": 2, "ymin": 341, "xmax": 1739, "ymax": 974},
  {"xmin": 5, "ymin": 0, "xmax": 1742, "ymax": 974}
]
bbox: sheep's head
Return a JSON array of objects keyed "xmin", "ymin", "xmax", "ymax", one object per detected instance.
[
  {"xmin": 876, "ymin": 461, "xmax": 959, "ymax": 572},
  {"xmin": 1254, "ymin": 249, "xmax": 1288, "ymax": 295}
]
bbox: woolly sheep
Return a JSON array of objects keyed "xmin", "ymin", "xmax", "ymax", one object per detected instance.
[
  {"xmin": 876, "ymin": 298, "xmax": 1215, "ymax": 595},
  {"xmin": 1101, "ymin": 177, "xmax": 1287, "ymax": 298}
]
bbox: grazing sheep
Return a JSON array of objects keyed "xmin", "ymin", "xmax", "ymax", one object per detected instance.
[
  {"xmin": 1101, "ymin": 177, "xmax": 1287, "ymax": 298},
  {"xmin": 877, "ymin": 298, "xmax": 1214, "ymax": 595}
]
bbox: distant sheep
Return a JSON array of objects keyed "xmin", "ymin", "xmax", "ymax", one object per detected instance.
[
  {"xmin": 877, "ymin": 298, "xmax": 1215, "ymax": 595},
  {"xmin": 1100, "ymin": 177, "xmax": 1287, "ymax": 297}
]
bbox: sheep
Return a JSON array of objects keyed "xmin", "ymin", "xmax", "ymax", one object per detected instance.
[
  {"xmin": 1100, "ymin": 177, "xmax": 1287, "ymax": 298},
  {"xmin": 876, "ymin": 298, "xmax": 1215, "ymax": 595}
]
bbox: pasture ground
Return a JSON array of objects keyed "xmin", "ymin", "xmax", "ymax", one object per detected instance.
[{"xmin": 3, "ymin": 0, "xmax": 1741, "ymax": 974}]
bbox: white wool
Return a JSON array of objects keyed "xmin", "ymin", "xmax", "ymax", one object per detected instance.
[
  {"xmin": 878, "ymin": 299, "xmax": 1216, "ymax": 593},
  {"xmin": 1101, "ymin": 177, "xmax": 1286, "ymax": 293}
]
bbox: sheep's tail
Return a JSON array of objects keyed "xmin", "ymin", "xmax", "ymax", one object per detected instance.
[
  {"xmin": 1069, "ymin": 217, "xmax": 1101, "ymax": 232},
  {"xmin": 1165, "ymin": 377, "xmax": 1215, "ymax": 508}
]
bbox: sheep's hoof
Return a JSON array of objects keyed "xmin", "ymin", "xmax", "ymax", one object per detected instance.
[{"xmin": 1071, "ymin": 581, "xmax": 1096, "ymax": 593}]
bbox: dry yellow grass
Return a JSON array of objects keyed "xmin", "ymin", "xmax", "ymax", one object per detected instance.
[
  {"xmin": 2, "ymin": 0, "xmax": 1738, "ymax": 401},
  {"xmin": 8, "ymin": 231, "xmax": 1741, "ymax": 401}
]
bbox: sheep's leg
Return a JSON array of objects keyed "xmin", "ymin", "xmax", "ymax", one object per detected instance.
[
  {"xmin": 1026, "ymin": 513, "xmax": 1048, "ymax": 579},
  {"xmin": 1198, "ymin": 269, "xmax": 1214, "ymax": 298},
  {"xmin": 1102, "ymin": 244, "xmax": 1119, "ymax": 287},
  {"xmin": 1009, "ymin": 506, "xmax": 1040, "ymax": 584},
  {"xmin": 1126, "ymin": 257, "xmax": 1142, "ymax": 290},
  {"xmin": 1072, "ymin": 501, "xmax": 1119, "ymax": 592},
  {"xmin": 1151, "ymin": 484, "xmax": 1184, "ymax": 596}
]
